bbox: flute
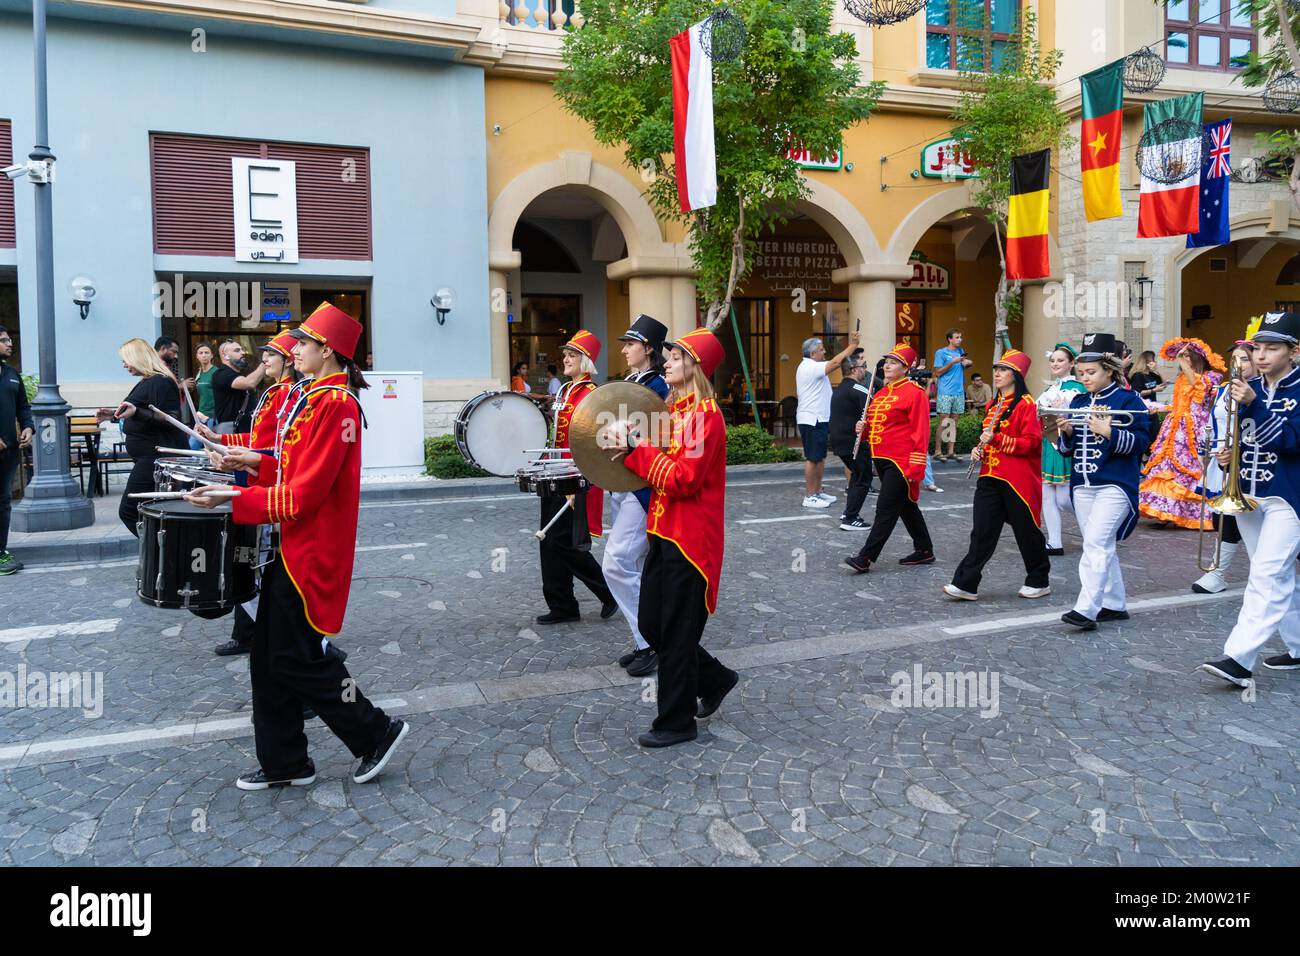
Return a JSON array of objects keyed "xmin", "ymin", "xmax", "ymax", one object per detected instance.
[{"xmin": 129, "ymin": 489, "xmax": 240, "ymax": 500}]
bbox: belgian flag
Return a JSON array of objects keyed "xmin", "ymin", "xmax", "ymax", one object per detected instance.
[
  {"xmin": 1080, "ymin": 60, "xmax": 1124, "ymax": 222},
  {"xmin": 1006, "ymin": 148, "xmax": 1050, "ymax": 280}
]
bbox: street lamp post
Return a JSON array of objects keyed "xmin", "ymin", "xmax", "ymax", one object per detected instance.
[{"xmin": 10, "ymin": 0, "xmax": 95, "ymax": 532}]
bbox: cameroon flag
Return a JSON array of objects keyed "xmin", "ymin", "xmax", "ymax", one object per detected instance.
[
  {"xmin": 1007, "ymin": 148, "xmax": 1050, "ymax": 280},
  {"xmin": 1080, "ymin": 59, "xmax": 1124, "ymax": 222}
]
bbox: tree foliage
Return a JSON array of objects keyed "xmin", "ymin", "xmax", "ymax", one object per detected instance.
[
  {"xmin": 1232, "ymin": 1, "xmax": 1300, "ymax": 204},
  {"xmin": 950, "ymin": 8, "xmax": 1071, "ymax": 356},
  {"xmin": 555, "ymin": 0, "xmax": 882, "ymax": 327}
]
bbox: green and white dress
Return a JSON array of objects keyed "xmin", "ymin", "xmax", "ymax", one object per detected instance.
[{"xmin": 1039, "ymin": 376, "xmax": 1086, "ymax": 484}]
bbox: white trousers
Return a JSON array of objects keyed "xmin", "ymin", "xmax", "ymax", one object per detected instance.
[
  {"xmin": 1223, "ymin": 497, "xmax": 1300, "ymax": 670},
  {"xmin": 1041, "ymin": 481, "xmax": 1073, "ymax": 549},
  {"xmin": 601, "ymin": 491, "xmax": 651, "ymax": 650},
  {"xmin": 1072, "ymin": 485, "xmax": 1130, "ymax": 619}
]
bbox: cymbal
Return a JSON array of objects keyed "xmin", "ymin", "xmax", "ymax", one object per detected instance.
[{"xmin": 568, "ymin": 381, "xmax": 671, "ymax": 493}]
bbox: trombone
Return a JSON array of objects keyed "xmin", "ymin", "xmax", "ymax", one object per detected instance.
[{"xmin": 1197, "ymin": 358, "xmax": 1258, "ymax": 572}]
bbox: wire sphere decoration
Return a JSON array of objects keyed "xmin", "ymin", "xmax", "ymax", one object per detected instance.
[
  {"xmin": 700, "ymin": 7, "xmax": 747, "ymax": 62},
  {"xmin": 1264, "ymin": 71, "xmax": 1300, "ymax": 114},
  {"xmin": 1137, "ymin": 117, "xmax": 1214, "ymax": 185},
  {"xmin": 842, "ymin": 0, "xmax": 928, "ymax": 28},
  {"xmin": 1123, "ymin": 46, "xmax": 1166, "ymax": 94}
]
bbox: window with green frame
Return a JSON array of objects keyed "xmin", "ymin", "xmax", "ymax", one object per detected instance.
[{"xmin": 925, "ymin": 0, "xmax": 1020, "ymax": 73}]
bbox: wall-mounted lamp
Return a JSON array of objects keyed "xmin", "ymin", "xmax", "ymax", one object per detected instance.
[
  {"xmin": 69, "ymin": 275, "xmax": 97, "ymax": 320},
  {"xmin": 432, "ymin": 286, "xmax": 457, "ymax": 325},
  {"xmin": 1131, "ymin": 275, "xmax": 1154, "ymax": 314}
]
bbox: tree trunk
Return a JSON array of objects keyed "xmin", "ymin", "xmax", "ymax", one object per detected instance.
[
  {"xmin": 704, "ymin": 194, "xmax": 746, "ymax": 332},
  {"xmin": 1291, "ymin": 148, "xmax": 1300, "ymax": 214},
  {"xmin": 990, "ymin": 217, "xmax": 1009, "ymax": 362}
]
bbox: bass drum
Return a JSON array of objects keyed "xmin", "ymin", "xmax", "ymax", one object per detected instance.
[
  {"xmin": 137, "ymin": 500, "xmax": 258, "ymax": 618},
  {"xmin": 455, "ymin": 390, "xmax": 549, "ymax": 476}
]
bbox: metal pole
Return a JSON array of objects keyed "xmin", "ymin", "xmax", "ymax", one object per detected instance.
[
  {"xmin": 728, "ymin": 304, "xmax": 762, "ymax": 431},
  {"xmin": 11, "ymin": 0, "xmax": 95, "ymax": 532}
]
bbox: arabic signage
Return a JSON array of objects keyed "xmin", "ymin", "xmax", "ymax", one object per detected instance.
[
  {"xmin": 752, "ymin": 238, "xmax": 846, "ymax": 293},
  {"xmin": 920, "ymin": 138, "xmax": 979, "ymax": 180},
  {"xmin": 895, "ymin": 252, "xmax": 951, "ymax": 294},
  {"xmin": 259, "ymin": 283, "xmax": 300, "ymax": 326},
  {"xmin": 232, "ymin": 157, "xmax": 300, "ymax": 263}
]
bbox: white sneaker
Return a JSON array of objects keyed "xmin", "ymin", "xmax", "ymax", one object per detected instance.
[
  {"xmin": 802, "ymin": 495, "xmax": 830, "ymax": 509},
  {"xmin": 943, "ymin": 584, "xmax": 978, "ymax": 601},
  {"xmin": 1191, "ymin": 570, "xmax": 1226, "ymax": 594},
  {"xmin": 816, "ymin": 491, "xmax": 836, "ymax": 502},
  {"xmin": 923, "ymin": 484, "xmax": 943, "ymax": 493},
  {"xmin": 1018, "ymin": 585, "xmax": 1051, "ymax": 599}
]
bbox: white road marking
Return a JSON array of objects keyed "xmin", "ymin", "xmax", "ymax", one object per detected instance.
[
  {"xmin": 25, "ymin": 559, "xmax": 136, "ymax": 575},
  {"xmin": 919, "ymin": 503, "xmax": 975, "ymax": 513},
  {"xmin": 939, "ymin": 589, "xmax": 1243, "ymax": 636},
  {"xmin": 0, "ymin": 619, "xmax": 120, "ymax": 644},
  {"xmin": 355, "ymin": 543, "xmax": 428, "ymax": 553},
  {"xmin": 735, "ymin": 515, "xmax": 830, "ymax": 525}
]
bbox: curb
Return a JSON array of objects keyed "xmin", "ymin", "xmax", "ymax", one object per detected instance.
[{"xmin": 17, "ymin": 460, "xmax": 976, "ymax": 567}]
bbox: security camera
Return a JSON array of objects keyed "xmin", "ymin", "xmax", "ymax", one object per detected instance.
[{"xmin": 2, "ymin": 164, "xmax": 26, "ymax": 181}]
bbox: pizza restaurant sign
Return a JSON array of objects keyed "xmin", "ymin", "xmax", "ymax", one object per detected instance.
[
  {"xmin": 786, "ymin": 140, "xmax": 842, "ymax": 171},
  {"xmin": 921, "ymin": 138, "xmax": 979, "ymax": 180}
]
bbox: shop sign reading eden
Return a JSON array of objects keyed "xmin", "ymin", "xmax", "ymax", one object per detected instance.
[
  {"xmin": 920, "ymin": 138, "xmax": 979, "ymax": 180},
  {"xmin": 232, "ymin": 158, "xmax": 299, "ymax": 264}
]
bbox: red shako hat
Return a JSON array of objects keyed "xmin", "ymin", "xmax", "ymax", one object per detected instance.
[{"xmin": 289, "ymin": 302, "xmax": 363, "ymax": 362}]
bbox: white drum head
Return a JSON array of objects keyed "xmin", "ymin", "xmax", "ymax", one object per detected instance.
[{"xmin": 461, "ymin": 392, "xmax": 548, "ymax": 476}]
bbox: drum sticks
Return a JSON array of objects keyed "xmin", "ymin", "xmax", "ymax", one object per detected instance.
[
  {"xmin": 129, "ymin": 490, "xmax": 241, "ymax": 500},
  {"xmin": 147, "ymin": 405, "xmax": 225, "ymax": 452}
]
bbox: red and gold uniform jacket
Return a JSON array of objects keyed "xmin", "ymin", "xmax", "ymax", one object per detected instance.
[
  {"xmin": 219, "ymin": 377, "xmax": 300, "ymax": 450},
  {"xmin": 623, "ymin": 393, "xmax": 726, "ymax": 614},
  {"xmin": 552, "ymin": 375, "xmax": 603, "ymax": 538},
  {"xmin": 231, "ymin": 372, "xmax": 361, "ymax": 636},
  {"xmin": 865, "ymin": 379, "xmax": 931, "ymax": 502},
  {"xmin": 976, "ymin": 392, "xmax": 1044, "ymax": 525}
]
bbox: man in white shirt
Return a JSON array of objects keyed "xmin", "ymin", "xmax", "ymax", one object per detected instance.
[
  {"xmin": 796, "ymin": 332, "xmax": 860, "ymax": 508},
  {"xmin": 545, "ymin": 364, "xmax": 562, "ymax": 398}
]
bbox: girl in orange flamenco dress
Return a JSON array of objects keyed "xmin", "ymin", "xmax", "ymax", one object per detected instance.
[{"xmin": 1138, "ymin": 337, "xmax": 1225, "ymax": 529}]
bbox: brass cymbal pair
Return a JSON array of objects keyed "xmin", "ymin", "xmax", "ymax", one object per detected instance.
[{"xmin": 566, "ymin": 381, "xmax": 671, "ymax": 493}]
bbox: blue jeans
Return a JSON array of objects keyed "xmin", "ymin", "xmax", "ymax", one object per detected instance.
[{"xmin": 924, "ymin": 455, "xmax": 934, "ymax": 488}]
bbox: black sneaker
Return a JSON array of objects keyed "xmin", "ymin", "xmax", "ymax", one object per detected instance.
[
  {"xmin": 637, "ymin": 727, "xmax": 698, "ymax": 748},
  {"xmin": 600, "ymin": 600, "xmax": 620, "ymax": 620},
  {"xmin": 697, "ymin": 669, "xmax": 739, "ymax": 719},
  {"xmin": 840, "ymin": 516, "xmax": 870, "ymax": 531},
  {"xmin": 843, "ymin": 555, "xmax": 872, "ymax": 574},
  {"xmin": 1061, "ymin": 610, "xmax": 1097, "ymax": 631},
  {"xmin": 1096, "ymin": 608, "xmax": 1130, "ymax": 622},
  {"xmin": 899, "ymin": 550, "xmax": 936, "ymax": 566},
  {"xmin": 536, "ymin": 611, "xmax": 580, "ymax": 625},
  {"xmin": 1046, "ymin": 547, "xmax": 1065, "ymax": 557},
  {"xmin": 1261, "ymin": 653, "xmax": 1300, "ymax": 671},
  {"xmin": 625, "ymin": 648, "xmax": 658, "ymax": 677},
  {"xmin": 1199, "ymin": 658, "xmax": 1252, "ymax": 687},
  {"xmin": 353, "ymin": 719, "xmax": 410, "ymax": 784},
  {"xmin": 236, "ymin": 762, "xmax": 316, "ymax": 791},
  {"xmin": 617, "ymin": 650, "xmax": 637, "ymax": 668},
  {"xmin": 214, "ymin": 640, "xmax": 252, "ymax": 657}
]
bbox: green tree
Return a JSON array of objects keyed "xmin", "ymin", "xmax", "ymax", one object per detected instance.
[
  {"xmin": 1232, "ymin": 1, "xmax": 1300, "ymax": 209},
  {"xmin": 951, "ymin": 7, "xmax": 1071, "ymax": 359},
  {"xmin": 555, "ymin": 0, "xmax": 882, "ymax": 328}
]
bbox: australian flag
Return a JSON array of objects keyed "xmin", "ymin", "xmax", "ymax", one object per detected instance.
[{"xmin": 1187, "ymin": 119, "xmax": 1231, "ymax": 248}]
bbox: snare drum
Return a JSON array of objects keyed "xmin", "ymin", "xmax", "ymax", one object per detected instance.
[
  {"xmin": 455, "ymin": 390, "xmax": 549, "ymax": 476},
  {"xmin": 515, "ymin": 463, "xmax": 590, "ymax": 497},
  {"xmin": 137, "ymin": 500, "xmax": 258, "ymax": 617},
  {"xmin": 153, "ymin": 457, "xmax": 232, "ymax": 493}
]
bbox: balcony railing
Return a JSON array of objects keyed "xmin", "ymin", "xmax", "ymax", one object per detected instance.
[{"xmin": 502, "ymin": 0, "xmax": 583, "ymax": 31}]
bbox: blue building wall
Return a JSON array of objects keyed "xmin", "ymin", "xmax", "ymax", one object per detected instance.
[{"xmin": 0, "ymin": 14, "xmax": 488, "ymax": 391}]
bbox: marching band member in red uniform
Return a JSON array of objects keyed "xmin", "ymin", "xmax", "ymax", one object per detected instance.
[
  {"xmin": 536, "ymin": 330, "xmax": 617, "ymax": 625},
  {"xmin": 844, "ymin": 344, "xmax": 935, "ymax": 573},
  {"xmin": 607, "ymin": 327, "xmax": 738, "ymax": 748},
  {"xmin": 943, "ymin": 349, "xmax": 1051, "ymax": 601},
  {"xmin": 198, "ymin": 330, "xmax": 306, "ymax": 658},
  {"xmin": 188, "ymin": 303, "xmax": 408, "ymax": 790}
]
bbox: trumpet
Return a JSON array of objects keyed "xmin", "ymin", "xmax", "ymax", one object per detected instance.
[
  {"xmin": 1036, "ymin": 405, "xmax": 1135, "ymax": 427},
  {"xmin": 1197, "ymin": 359, "xmax": 1258, "ymax": 572}
]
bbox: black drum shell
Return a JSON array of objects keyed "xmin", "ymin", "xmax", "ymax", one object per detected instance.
[{"xmin": 137, "ymin": 500, "xmax": 258, "ymax": 612}]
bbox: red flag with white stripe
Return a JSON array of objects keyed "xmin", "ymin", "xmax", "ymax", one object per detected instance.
[{"xmin": 671, "ymin": 19, "xmax": 717, "ymax": 214}]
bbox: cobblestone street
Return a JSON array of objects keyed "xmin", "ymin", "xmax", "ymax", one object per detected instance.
[{"xmin": 2, "ymin": 466, "xmax": 1296, "ymax": 866}]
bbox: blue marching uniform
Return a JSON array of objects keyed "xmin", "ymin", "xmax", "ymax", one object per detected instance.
[
  {"xmin": 1056, "ymin": 382, "xmax": 1152, "ymax": 621},
  {"xmin": 1220, "ymin": 365, "xmax": 1300, "ymax": 670}
]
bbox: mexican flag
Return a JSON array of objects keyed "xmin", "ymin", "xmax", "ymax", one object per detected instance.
[
  {"xmin": 1080, "ymin": 60, "xmax": 1124, "ymax": 222},
  {"xmin": 1137, "ymin": 92, "xmax": 1204, "ymax": 238},
  {"xmin": 671, "ymin": 19, "xmax": 717, "ymax": 214}
]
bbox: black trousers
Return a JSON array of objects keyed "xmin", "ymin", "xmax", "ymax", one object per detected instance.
[
  {"xmin": 837, "ymin": 445, "xmax": 874, "ymax": 521},
  {"xmin": 638, "ymin": 536, "xmax": 735, "ymax": 733},
  {"xmin": 856, "ymin": 459, "xmax": 932, "ymax": 562},
  {"xmin": 1212, "ymin": 511, "xmax": 1242, "ymax": 545},
  {"xmin": 0, "ymin": 447, "xmax": 19, "ymax": 552},
  {"xmin": 539, "ymin": 492, "xmax": 612, "ymax": 616},
  {"xmin": 952, "ymin": 477, "xmax": 1051, "ymax": 593},
  {"xmin": 119, "ymin": 452, "xmax": 159, "ymax": 535},
  {"xmin": 250, "ymin": 558, "xmax": 389, "ymax": 777}
]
